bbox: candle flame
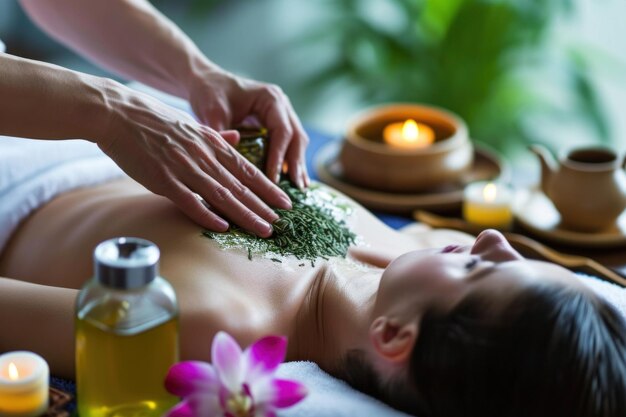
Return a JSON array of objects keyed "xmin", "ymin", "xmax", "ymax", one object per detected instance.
[
  {"xmin": 8, "ymin": 362, "xmax": 19, "ymax": 380},
  {"xmin": 383, "ymin": 119, "xmax": 435, "ymax": 149},
  {"xmin": 483, "ymin": 183, "xmax": 497, "ymax": 202},
  {"xmin": 401, "ymin": 120, "xmax": 419, "ymax": 142}
]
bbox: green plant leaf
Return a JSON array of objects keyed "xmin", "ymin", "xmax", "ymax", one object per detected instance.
[
  {"xmin": 568, "ymin": 50, "xmax": 612, "ymax": 142},
  {"xmin": 295, "ymin": 0, "xmax": 616, "ymax": 158}
]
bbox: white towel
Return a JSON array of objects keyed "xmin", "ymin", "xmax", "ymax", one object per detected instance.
[
  {"xmin": 277, "ymin": 361, "xmax": 410, "ymax": 417},
  {"xmin": 578, "ymin": 273, "xmax": 626, "ymax": 320},
  {"xmin": 0, "ymin": 137, "xmax": 124, "ymax": 252}
]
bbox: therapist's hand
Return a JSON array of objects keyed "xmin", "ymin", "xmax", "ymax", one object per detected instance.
[
  {"xmin": 98, "ymin": 81, "xmax": 292, "ymax": 237},
  {"xmin": 186, "ymin": 67, "xmax": 310, "ymax": 189}
]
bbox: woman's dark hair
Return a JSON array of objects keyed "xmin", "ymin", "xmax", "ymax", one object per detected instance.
[{"xmin": 338, "ymin": 283, "xmax": 626, "ymax": 416}]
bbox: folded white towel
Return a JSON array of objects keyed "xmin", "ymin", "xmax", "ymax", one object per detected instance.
[
  {"xmin": 277, "ymin": 361, "xmax": 410, "ymax": 417},
  {"xmin": 578, "ymin": 273, "xmax": 626, "ymax": 320},
  {"xmin": 0, "ymin": 137, "xmax": 124, "ymax": 252}
]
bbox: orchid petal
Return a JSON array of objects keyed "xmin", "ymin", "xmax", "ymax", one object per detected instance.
[
  {"xmin": 246, "ymin": 336, "xmax": 287, "ymax": 375},
  {"xmin": 271, "ymin": 379, "xmax": 308, "ymax": 408},
  {"xmin": 254, "ymin": 406, "xmax": 276, "ymax": 417},
  {"xmin": 248, "ymin": 373, "xmax": 274, "ymax": 405},
  {"xmin": 188, "ymin": 392, "xmax": 222, "ymax": 417},
  {"xmin": 212, "ymin": 331, "xmax": 244, "ymax": 392},
  {"xmin": 164, "ymin": 400, "xmax": 194, "ymax": 417},
  {"xmin": 165, "ymin": 361, "xmax": 218, "ymax": 397}
]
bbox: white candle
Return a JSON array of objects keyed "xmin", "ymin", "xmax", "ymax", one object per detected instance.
[
  {"xmin": 463, "ymin": 181, "xmax": 513, "ymax": 229},
  {"xmin": 0, "ymin": 352, "xmax": 49, "ymax": 417}
]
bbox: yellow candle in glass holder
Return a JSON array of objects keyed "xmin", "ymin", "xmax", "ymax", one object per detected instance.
[
  {"xmin": 463, "ymin": 181, "xmax": 513, "ymax": 229},
  {"xmin": 0, "ymin": 351, "xmax": 49, "ymax": 417},
  {"xmin": 383, "ymin": 119, "xmax": 435, "ymax": 149}
]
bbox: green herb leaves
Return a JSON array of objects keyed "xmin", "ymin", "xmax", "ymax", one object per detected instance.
[{"xmin": 202, "ymin": 180, "xmax": 356, "ymax": 264}]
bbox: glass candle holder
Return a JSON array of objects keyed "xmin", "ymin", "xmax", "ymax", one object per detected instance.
[{"xmin": 463, "ymin": 181, "xmax": 514, "ymax": 230}]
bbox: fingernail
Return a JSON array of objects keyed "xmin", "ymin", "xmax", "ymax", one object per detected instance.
[
  {"xmin": 256, "ymin": 219, "xmax": 273, "ymax": 237},
  {"xmin": 216, "ymin": 218, "xmax": 229, "ymax": 232},
  {"xmin": 297, "ymin": 178, "xmax": 305, "ymax": 190},
  {"xmin": 268, "ymin": 211, "xmax": 279, "ymax": 222},
  {"xmin": 278, "ymin": 195, "xmax": 292, "ymax": 210}
]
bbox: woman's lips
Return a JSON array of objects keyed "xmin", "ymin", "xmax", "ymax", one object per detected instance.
[{"xmin": 441, "ymin": 245, "xmax": 459, "ymax": 253}]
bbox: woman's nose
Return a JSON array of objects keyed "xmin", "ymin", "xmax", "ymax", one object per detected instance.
[{"xmin": 470, "ymin": 229, "xmax": 523, "ymax": 262}]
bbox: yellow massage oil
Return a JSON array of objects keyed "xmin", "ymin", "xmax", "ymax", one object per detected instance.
[
  {"xmin": 76, "ymin": 314, "xmax": 178, "ymax": 417},
  {"xmin": 76, "ymin": 237, "xmax": 179, "ymax": 417}
]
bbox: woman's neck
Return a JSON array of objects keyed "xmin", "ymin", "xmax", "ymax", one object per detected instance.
[{"xmin": 289, "ymin": 260, "xmax": 381, "ymax": 373}]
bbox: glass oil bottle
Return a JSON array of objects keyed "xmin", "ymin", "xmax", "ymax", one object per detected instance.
[{"xmin": 75, "ymin": 237, "xmax": 179, "ymax": 417}]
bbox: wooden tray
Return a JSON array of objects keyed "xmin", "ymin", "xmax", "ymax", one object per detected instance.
[{"xmin": 513, "ymin": 189, "xmax": 626, "ymax": 248}]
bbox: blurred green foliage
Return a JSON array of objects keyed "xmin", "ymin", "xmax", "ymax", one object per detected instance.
[{"xmin": 300, "ymin": 0, "xmax": 611, "ymax": 156}]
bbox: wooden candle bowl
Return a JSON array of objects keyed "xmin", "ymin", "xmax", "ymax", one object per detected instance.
[{"xmin": 339, "ymin": 103, "xmax": 473, "ymax": 193}]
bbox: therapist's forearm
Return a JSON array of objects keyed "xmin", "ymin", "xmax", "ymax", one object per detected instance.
[
  {"xmin": 19, "ymin": 0, "xmax": 214, "ymax": 100},
  {"xmin": 0, "ymin": 53, "xmax": 115, "ymax": 141}
]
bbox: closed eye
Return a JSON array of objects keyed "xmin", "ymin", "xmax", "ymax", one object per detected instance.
[{"xmin": 465, "ymin": 258, "xmax": 479, "ymax": 270}]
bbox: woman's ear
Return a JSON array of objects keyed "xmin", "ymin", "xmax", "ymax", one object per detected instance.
[{"xmin": 369, "ymin": 316, "xmax": 419, "ymax": 365}]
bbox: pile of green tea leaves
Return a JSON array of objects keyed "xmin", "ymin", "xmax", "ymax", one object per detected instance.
[{"xmin": 202, "ymin": 180, "xmax": 356, "ymax": 265}]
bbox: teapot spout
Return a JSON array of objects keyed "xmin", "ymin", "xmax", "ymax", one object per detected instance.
[{"xmin": 529, "ymin": 144, "xmax": 557, "ymax": 195}]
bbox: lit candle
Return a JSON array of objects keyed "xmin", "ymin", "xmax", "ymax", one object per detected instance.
[
  {"xmin": 383, "ymin": 119, "xmax": 435, "ymax": 149},
  {"xmin": 463, "ymin": 181, "xmax": 513, "ymax": 229},
  {"xmin": 0, "ymin": 352, "xmax": 49, "ymax": 417}
]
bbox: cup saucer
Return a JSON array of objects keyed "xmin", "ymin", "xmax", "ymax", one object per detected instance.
[
  {"xmin": 314, "ymin": 141, "xmax": 508, "ymax": 214},
  {"xmin": 513, "ymin": 188, "xmax": 626, "ymax": 248}
]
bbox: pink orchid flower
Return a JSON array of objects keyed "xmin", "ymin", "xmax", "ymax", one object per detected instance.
[{"xmin": 164, "ymin": 331, "xmax": 307, "ymax": 417}]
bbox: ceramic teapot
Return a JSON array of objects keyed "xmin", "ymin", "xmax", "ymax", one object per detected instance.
[{"xmin": 530, "ymin": 145, "xmax": 626, "ymax": 232}]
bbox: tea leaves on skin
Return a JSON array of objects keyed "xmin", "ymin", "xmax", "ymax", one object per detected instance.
[{"xmin": 202, "ymin": 181, "xmax": 356, "ymax": 264}]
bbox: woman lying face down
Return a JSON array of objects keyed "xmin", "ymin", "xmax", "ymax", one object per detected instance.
[{"xmin": 0, "ymin": 179, "xmax": 624, "ymax": 417}]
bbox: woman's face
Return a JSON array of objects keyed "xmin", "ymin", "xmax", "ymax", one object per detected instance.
[{"xmin": 374, "ymin": 229, "xmax": 587, "ymax": 319}]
